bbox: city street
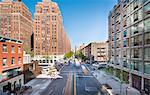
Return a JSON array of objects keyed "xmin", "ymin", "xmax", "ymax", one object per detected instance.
[{"xmin": 40, "ymin": 62, "xmax": 106, "ymax": 95}]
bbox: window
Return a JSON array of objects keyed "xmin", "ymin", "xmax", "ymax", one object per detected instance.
[
  {"xmin": 144, "ymin": 48, "xmax": 150, "ymax": 60},
  {"xmin": 133, "ymin": 0, "xmax": 138, "ymax": 10},
  {"xmin": 144, "ymin": 32, "xmax": 150, "ymax": 45},
  {"xmin": 12, "ymin": 46, "xmax": 15, "ymax": 53},
  {"xmin": 124, "ymin": 31, "xmax": 127, "ymax": 37},
  {"xmin": 144, "ymin": 18, "xmax": 150, "ymax": 32},
  {"xmin": 144, "ymin": 62, "xmax": 150, "ymax": 74},
  {"xmin": 18, "ymin": 57, "xmax": 21, "ymax": 64},
  {"xmin": 133, "ymin": 61, "xmax": 142, "ymax": 71},
  {"xmin": 132, "ymin": 35, "xmax": 142, "ymax": 46},
  {"xmin": 2, "ymin": 58, "xmax": 7, "ymax": 66},
  {"xmin": 132, "ymin": 48, "xmax": 142, "ymax": 59},
  {"xmin": 11, "ymin": 57, "xmax": 15, "ymax": 64},
  {"xmin": 134, "ymin": 12, "xmax": 138, "ymax": 22},
  {"xmin": 3, "ymin": 44, "xmax": 7, "ymax": 52},
  {"xmin": 124, "ymin": 40, "xmax": 127, "ymax": 47},
  {"xmin": 18, "ymin": 46, "xmax": 21, "ymax": 53},
  {"xmin": 144, "ymin": 3, "xmax": 150, "ymax": 16}
]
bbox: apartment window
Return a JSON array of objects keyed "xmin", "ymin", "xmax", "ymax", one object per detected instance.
[
  {"xmin": 18, "ymin": 57, "xmax": 21, "ymax": 64},
  {"xmin": 124, "ymin": 31, "xmax": 127, "ymax": 37},
  {"xmin": 132, "ymin": 35, "xmax": 142, "ymax": 46},
  {"xmin": 123, "ymin": 60, "xmax": 128, "ymax": 67},
  {"xmin": 124, "ymin": 40, "xmax": 127, "ymax": 47},
  {"xmin": 131, "ymin": 25, "xmax": 138, "ymax": 35},
  {"xmin": 12, "ymin": 46, "xmax": 15, "ymax": 53},
  {"xmin": 11, "ymin": 57, "xmax": 15, "ymax": 64},
  {"xmin": 133, "ymin": 0, "xmax": 138, "ymax": 10},
  {"xmin": 144, "ymin": 62, "xmax": 150, "ymax": 74},
  {"xmin": 144, "ymin": 48, "xmax": 150, "ymax": 60},
  {"xmin": 132, "ymin": 48, "xmax": 142, "ymax": 59},
  {"xmin": 144, "ymin": 18, "xmax": 150, "ymax": 32},
  {"xmin": 132, "ymin": 61, "xmax": 142, "ymax": 72},
  {"xmin": 144, "ymin": 32, "xmax": 150, "ymax": 45},
  {"xmin": 3, "ymin": 44, "xmax": 7, "ymax": 52},
  {"xmin": 144, "ymin": 3, "xmax": 150, "ymax": 16},
  {"xmin": 134, "ymin": 12, "xmax": 138, "ymax": 22},
  {"xmin": 18, "ymin": 46, "xmax": 21, "ymax": 53},
  {"xmin": 2, "ymin": 58, "xmax": 7, "ymax": 66}
]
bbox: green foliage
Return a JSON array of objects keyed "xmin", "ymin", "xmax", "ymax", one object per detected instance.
[
  {"xmin": 24, "ymin": 45, "xmax": 34, "ymax": 58},
  {"xmin": 64, "ymin": 51, "xmax": 74, "ymax": 59},
  {"xmin": 75, "ymin": 50, "xmax": 87, "ymax": 61}
]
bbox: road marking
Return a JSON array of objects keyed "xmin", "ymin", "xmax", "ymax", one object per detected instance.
[
  {"xmin": 64, "ymin": 72, "xmax": 72, "ymax": 95},
  {"xmin": 74, "ymin": 73, "xmax": 77, "ymax": 95},
  {"xmin": 62, "ymin": 87, "xmax": 65, "ymax": 94},
  {"xmin": 48, "ymin": 90, "xmax": 53, "ymax": 95}
]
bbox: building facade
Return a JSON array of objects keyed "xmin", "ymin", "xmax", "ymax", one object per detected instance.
[
  {"xmin": 108, "ymin": 0, "xmax": 150, "ymax": 94},
  {"xmin": 0, "ymin": 36, "xmax": 23, "ymax": 93},
  {"xmin": 81, "ymin": 42, "xmax": 108, "ymax": 62},
  {"xmin": 0, "ymin": 0, "xmax": 33, "ymax": 50},
  {"xmin": 34, "ymin": 0, "xmax": 71, "ymax": 56}
]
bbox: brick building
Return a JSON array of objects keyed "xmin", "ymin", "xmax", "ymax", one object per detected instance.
[
  {"xmin": 0, "ymin": 35, "xmax": 23, "ymax": 93},
  {"xmin": 34, "ymin": 0, "xmax": 71, "ymax": 56},
  {"xmin": 0, "ymin": 0, "xmax": 33, "ymax": 50}
]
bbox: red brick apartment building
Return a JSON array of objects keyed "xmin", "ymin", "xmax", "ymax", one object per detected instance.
[{"xmin": 0, "ymin": 35, "xmax": 23, "ymax": 93}]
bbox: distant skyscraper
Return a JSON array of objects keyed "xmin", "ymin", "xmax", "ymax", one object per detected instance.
[
  {"xmin": 0, "ymin": 0, "xmax": 33, "ymax": 50},
  {"xmin": 34, "ymin": 0, "xmax": 71, "ymax": 56}
]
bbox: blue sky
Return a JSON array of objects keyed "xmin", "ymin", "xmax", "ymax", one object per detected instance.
[{"xmin": 22, "ymin": 0, "xmax": 117, "ymax": 48}]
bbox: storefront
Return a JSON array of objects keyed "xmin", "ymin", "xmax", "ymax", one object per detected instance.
[
  {"xmin": 144, "ymin": 78, "xmax": 150, "ymax": 95},
  {"xmin": 132, "ymin": 74, "xmax": 141, "ymax": 91},
  {"xmin": 0, "ymin": 74, "xmax": 24, "ymax": 93}
]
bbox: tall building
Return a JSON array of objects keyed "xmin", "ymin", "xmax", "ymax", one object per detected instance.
[
  {"xmin": 34, "ymin": 0, "xmax": 71, "ymax": 56},
  {"xmin": 0, "ymin": 35, "xmax": 23, "ymax": 93},
  {"xmin": 108, "ymin": 0, "xmax": 150, "ymax": 94},
  {"xmin": 0, "ymin": 0, "xmax": 33, "ymax": 50},
  {"xmin": 81, "ymin": 41, "xmax": 108, "ymax": 62}
]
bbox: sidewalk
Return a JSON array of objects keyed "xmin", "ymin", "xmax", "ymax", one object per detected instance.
[
  {"xmin": 93, "ymin": 70, "xmax": 141, "ymax": 95},
  {"xmin": 23, "ymin": 78, "xmax": 51, "ymax": 95}
]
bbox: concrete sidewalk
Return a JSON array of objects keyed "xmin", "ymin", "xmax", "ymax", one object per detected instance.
[
  {"xmin": 93, "ymin": 70, "xmax": 141, "ymax": 95},
  {"xmin": 23, "ymin": 78, "xmax": 51, "ymax": 95}
]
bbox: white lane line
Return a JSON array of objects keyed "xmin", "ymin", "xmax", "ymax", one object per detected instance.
[
  {"xmin": 48, "ymin": 90, "xmax": 53, "ymax": 95},
  {"xmin": 62, "ymin": 87, "xmax": 65, "ymax": 94}
]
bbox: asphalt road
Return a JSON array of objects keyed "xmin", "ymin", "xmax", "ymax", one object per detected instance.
[{"xmin": 41, "ymin": 63, "xmax": 106, "ymax": 95}]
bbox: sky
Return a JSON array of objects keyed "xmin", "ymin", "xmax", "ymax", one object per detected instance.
[{"xmin": 22, "ymin": 0, "xmax": 117, "ymax": 48}]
